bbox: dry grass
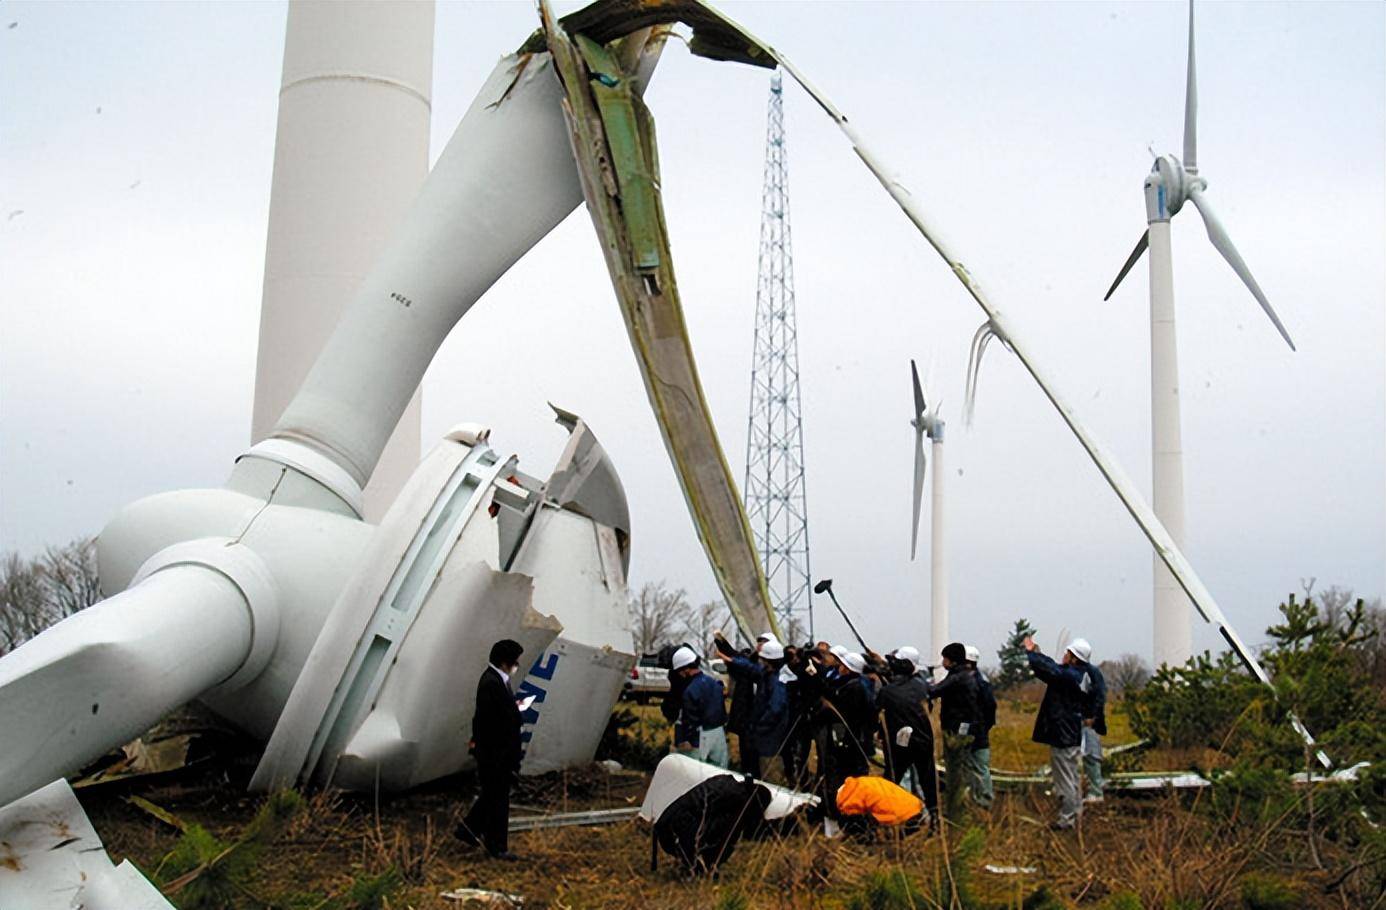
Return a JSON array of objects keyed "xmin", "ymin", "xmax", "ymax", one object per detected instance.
[{"xmin": 78, "ymin": 700, "xmax": 1369, "ymax": 909}]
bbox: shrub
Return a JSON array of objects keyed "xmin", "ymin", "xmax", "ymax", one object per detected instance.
[
  {"xmin": 160, "ymin": 790, "xmax": 304, "ymax": 909},
  {"xmin": 595, "ymin": 706, "xmax": 668, "ymax": 770},
  {"xmin": 1098, "ymin": 894, "xmax": 1143, "ymax": 910},
  {"xmin": 345, "ymin": 866, "xmax": 402, "ymax": 910},
  {"xmin": 847, "ymin": 869, "xmax": 925, "ymax": 910},
  {"xmin": 713, "ymin": 892, "xmax": 750, "ymax": 910},
  {"xmin": 1238, "ymin": 871, "xmax": 1299, "ymax": 910},
  {"xmin": 1023, "ymin": 883, "xmax": 1069, "ymax": 909}
]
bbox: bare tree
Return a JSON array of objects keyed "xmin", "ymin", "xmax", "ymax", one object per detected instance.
[
  {"xmin": 0, "ymin": 537, "xmax": 102, "ymax": 656},
  {"xmin": 628, "ymin": 581, "xmax": 691, "ymax": 655},
  {"xmin": 1100, "ymin": 653, "xmax": 1152, "ymax": 696},
  {"xmin": 1, "ymin": 553, "xmax": 46, "ymax": 654},
  {"xmin": 41, "ymin": 538, "xmax": 102, "ymax": 618},
  {"xmin": 680, "ymin": 599, "xmax": 733, "ymax": 656}
]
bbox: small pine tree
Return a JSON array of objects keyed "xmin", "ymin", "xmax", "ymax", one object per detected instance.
[{"xmin": 994, "ymin": 618, "xmax": 1037, "ymax": 691}]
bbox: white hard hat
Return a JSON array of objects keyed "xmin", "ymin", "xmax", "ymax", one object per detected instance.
[
  {"xmin": 829, "ymin": 644, "xmax": 849, "ymax": 660},
  {"xmin": 760, "ymin": 640, "xmax": 785, "ymax": 661},
  {"xmin": 964, "ymin": 645, "xmax": 981, "ymax": 664},
  {"xmin": 893, "ymin": 646, "xmax": 920, "ymax": 664},
  {"xmin": 1066, "ymin": 638, "xmax": 1092, "ymax": 663},
  {"xmin": 671, "ymin": 646, "xmax": 698, "ymax": 670},
  {"xmin": 843, "ymin": 652, "xmax": 867, "ymax": 674},
  {"xmin": 756, "ymin": 632, "xmax": 778, "ymax": 644}
]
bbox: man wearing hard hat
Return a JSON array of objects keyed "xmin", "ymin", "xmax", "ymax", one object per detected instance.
[
  {"xmin": 1023, "ymin": 634, "xmax": 1097, "ymax": 830},
  {"xmin": 670, "ymin": 646, "xmax": 730, "ymax": 769},
  {"xmin": 714, "ymin": 633, "xmax": 791, "ymax": 778}
]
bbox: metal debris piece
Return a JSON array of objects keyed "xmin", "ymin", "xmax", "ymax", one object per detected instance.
[
  {"xmin": 441, "ymin": 887, "xmax": 525, "ymax": 907},
  {"xmin": 0, "ymin": 779, "xmax": 174, "ymax": 909},
  {"xmin": 508, "ymin": 807, "xmax": 639, "ymax": 831},
  {"xmin": 984, "ymin": 864, "xmax": 1039, "ymax": 875},
  {"xmin": 74, "ymin": 734, "xmax": 194, "ymax": 789}
]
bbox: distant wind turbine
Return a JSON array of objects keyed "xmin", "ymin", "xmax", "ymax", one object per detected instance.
[
  {"xmin": 910, "ymin": 359, "xmax": 947, "ymax": 669},
  {"xmin": 1103, "ymin": 0, "xmax": 1295, "ymax": 668}
]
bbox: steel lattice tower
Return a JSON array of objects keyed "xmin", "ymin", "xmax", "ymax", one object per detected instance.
[{"xmin": 744, "ymin": 72, "xmax": 813, "ymax": 640}]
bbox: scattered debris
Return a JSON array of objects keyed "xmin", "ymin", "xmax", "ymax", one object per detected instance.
[
  {"xmin": 124, "ymin": 794, "xmax": 187, "ymax": 832},
  {"xmin": 984, "ymin": 864, "xmax": 1039, "ymax": 875},
  {"xmin": 73, "ymin": 733, "xmax": 195, "ymax": 789},
  {"xmin": 508, "ymin": 807, "xmax": 638, "ymax": 831},
  {"xmin": 441, "ymin": 887, "xmax": 525, "ymax": 907},
  {"xmin": 0, "ymin": 779, "xmax": 174, "ymax": 909}
]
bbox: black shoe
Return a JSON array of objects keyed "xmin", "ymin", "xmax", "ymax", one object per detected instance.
[
  {"xmin": 488, "ymin": 851, "xmax": 520, "ymax": 862},
  {"xmin": 453, "ymin": 824, "xmax": 481, "ymax": 847}
]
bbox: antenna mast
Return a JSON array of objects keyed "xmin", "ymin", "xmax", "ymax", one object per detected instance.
[{"xmin": 744, "ymin": 72, "xmax": 814, "ymax": 641}]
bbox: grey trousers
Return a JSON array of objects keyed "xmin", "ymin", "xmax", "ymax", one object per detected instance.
[
  {"xmin": 697, "ymin": 726, "xmax": 730, "ymax": 769},
  {"xmin": 1081, "ymin": 727, "xmax": 1104, "ymax": 798},
  {"xmin": 965, "ymin": 747, "xmax": 994, "ymax": 807},
  {"xmin": 1050, "ymin": 745, "xmax": 1082, "ymax": 827}
]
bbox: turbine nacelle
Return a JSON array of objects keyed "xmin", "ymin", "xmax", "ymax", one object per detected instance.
[{"xmin": 1143, "ymin": 154, "xmax": 1204, "ymax": 222}]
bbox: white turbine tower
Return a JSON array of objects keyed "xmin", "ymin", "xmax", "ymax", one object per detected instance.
[
  {"xmin": 1103, "ymin": 0, "xmax": 1294, "ymax": 668},
  {"xmin": 909, "ymin": 360, "xmax": 947, "ymax": 669}
]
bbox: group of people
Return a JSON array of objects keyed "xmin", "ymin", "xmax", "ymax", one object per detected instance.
[
  {"xmin": 664, "ymin": 629, "xmax": 1108, "ymax": 831},
  {"xmin": 451, "ymin": 628, "xmax": 1109, "ymax": 861}
]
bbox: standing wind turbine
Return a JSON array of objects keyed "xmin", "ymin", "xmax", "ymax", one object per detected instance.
[
  {"xmin": 910, "ymin": 359, "xmax": 947, "ymax": 669},
  {"xmin": 1103, "ymin": 0, "xmax": 1295, "ymax": 668}
]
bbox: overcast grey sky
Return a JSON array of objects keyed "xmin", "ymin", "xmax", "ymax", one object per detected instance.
[{"xmin": 2, "ymin": 1, "xmax": 1382, "ymax": 665}]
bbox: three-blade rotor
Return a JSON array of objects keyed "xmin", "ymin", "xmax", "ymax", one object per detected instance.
[{"xmin": 1102, "ymin": 0, "xmax": 1294, "ymax": 352}]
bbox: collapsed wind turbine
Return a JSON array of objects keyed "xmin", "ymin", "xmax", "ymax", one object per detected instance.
[
  {"xmin": 909, "ymin": 360, "xmax": 948, "ymax": 666},
  {"xmin": 1103, "ymin": 0, "xmax": 1295, "ymax": 668}
]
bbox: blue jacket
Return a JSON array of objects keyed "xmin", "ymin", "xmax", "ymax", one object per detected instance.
[
  {"xmin": 728, "ymin": 655, "xmax": 790, "ymax": 756},
  {"xmin": 676, "ymin": 671, "xmax": 727, "ymax": 747},
  {"xmin": 1027, "ymin": 651, "xmax": 1091, "ymax": 748}
]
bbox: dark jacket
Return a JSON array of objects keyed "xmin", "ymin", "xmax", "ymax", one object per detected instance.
[
  {"xmin": 926, "ymin": 665, "xmax": 982, "ymax": 740},
  {"xmin": 973, "ymin": 670, "xmax": 998, "ymax": 751},
  {"xmin": 877, "ymin": 675, "xmax": 935, "ymax": 755},
  {"xmin": 727, "ymin": 656, "xmax": 789, "ymax": 756},
  {"xmin": 824, "ymin": 669, "xmax": 873, "ymax": 773},
  {"xmin": 715, "ymin": 635, "xmax": 756, "ymax": 737},
  {"xmin": 472, "ymin": 665, "xmax": 523, "ymax": 772},
  {"xmin": 1027, "ymin": 651, "xmax": 1090, "ymax": 748},
  {"xmin": 676, "ymin": 671, "xmax": 727, "ymax": 747},
  {"xmin": 1083, "ymin": 661, "xmax": 1107, "ymax": 736}
]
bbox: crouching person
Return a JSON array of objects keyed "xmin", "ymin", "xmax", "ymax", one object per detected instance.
[
  {"xmin": 670, "ymin": 646, "xmax": 729, "ymax": 768},
  {"xmin": 835, "ymin": 775, "xmax": 927, "ymax": 840}
]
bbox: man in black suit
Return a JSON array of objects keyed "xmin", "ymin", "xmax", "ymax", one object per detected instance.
[{"xmin": 456, "ymin": 639, "xmax": 525, "ymax": 860}]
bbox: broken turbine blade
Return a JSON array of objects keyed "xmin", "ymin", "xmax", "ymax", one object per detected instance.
[
  {"xmin": 1187, "ymin": 187, "xmax": 1296, "ymax": 350},
  {"xmin": 1184, "ymin": 0, "xmax": 1198, "ymax": 172},
  {"xmin": 911, "ymin": 426, "xmax": 926, "ymax": 560},
  {"xmin": 963, "ymin": 321, "xmax": 998, "ymax": 427},
  {"xmin": 1104, "ymin": 230, "xmax": 1150, "ymax": 301}
]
